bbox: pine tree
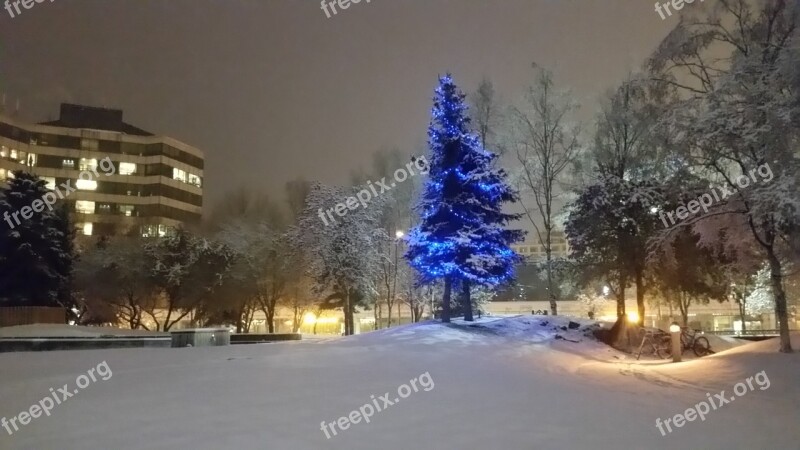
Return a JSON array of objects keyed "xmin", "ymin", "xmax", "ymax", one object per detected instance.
[
  {"xmin": 406, "ymin": 74, "xmax": 524, "ymax": 322},
  {"xmin": 0, "ymin": 171, "xmax": 74, "ymax": 307}
]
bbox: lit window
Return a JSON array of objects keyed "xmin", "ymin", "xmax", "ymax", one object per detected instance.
[
  {"xmin": 75, "ymin": 223, "xmax": 94, "ymax": 236},
  {"xmin": 173, "ymin": 168, "xmax": 187, "ymax": 183},
  {"xmin": 97, "ymin": 204, "xmax": 112, "ymax": 214},
  {"xmin": 62, "ymin": 159, "xmax": 75, "ymax": 169},
  {"xmin": 79, "ymin": 158, "xmax": 97, "ymax": 171},
  {"xmin": 24, "ymin": 153, "xmax": 37, "ymax": 167},
  {"xmin": 119, "ymin": 162, "xmax": 136, "ymax": 175},
  {"xmin": 158, "ymin": 224, "xmax": 168, "ymax": 237},
  {"xmin": 119, "ymin": 205, "xmax": 135, "ymax": 217},
  {"xmin": 18, "ymin": 151, "xmax": 26, "ymax": 163},
  {"xmin": 76, "ymin": 179, "xmax": 98, "ymax": 190},
  {"xmin": 43, "ymin": 177, "xmax": 56, "ymax": 189},
  {"xmin": 10, "ymin": 149, "xmax": 18, "ymax": 160},
  {"xmin": 75, "ymin": 201, "xmax": 96, "ymax": 214},
  {"xmin": 81, "ymin": 139, "xmax": 99, "ymax": 151},
  {"xmin": 188, "ymin": 173, "xmax": 202, "ymax": 187},
  {"xmin": 141, "ymin": 224, "xmax": 157, "ymax": 238},
  {"xmin": 0, "ymin": 146, "xmax": 7, "ymax": 157},
  {"xmin": 0, "ymin": 169, "xmax": 5, "ymax": 180}
]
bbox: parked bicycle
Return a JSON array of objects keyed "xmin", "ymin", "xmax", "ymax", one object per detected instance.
[
  {"xmin": 635, "ymin": 326, "xmax": 713, "ymax": 360},
  {"xmin": 679, "ymin": 327, "xmax": 712, "ymax": 357},
  {"xmin": 635, "ymin": 329, "xmax": 672, "ymax": 360}
]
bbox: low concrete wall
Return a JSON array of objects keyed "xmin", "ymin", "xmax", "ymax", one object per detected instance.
[
  {"xmin": 0, "ymin": 336, "xmax": 171, "ymax": 353},
  {"xmin": 230, "ymin": 333, "xmax": 302, "ymax": 344},
  {"xmin": 171, "ymin": 328, "xmax": 231, "ymax": 347}
]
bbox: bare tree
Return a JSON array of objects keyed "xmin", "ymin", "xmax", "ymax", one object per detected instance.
[
  {"xmin": 470, "ymin": 78, "xmax": 503, "ymax": 154},
  {"xmin": 207, "ymin": 186, "xmax": 286, "ymax": 231},
  {"xmin": 510, "ymin": 68, "xmax": 582, "ymax": 315}
]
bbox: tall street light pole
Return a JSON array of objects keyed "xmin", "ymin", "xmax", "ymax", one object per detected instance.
[{"xmin": 394, "ymin": 230, "xmax": 404, "ymax": 325}]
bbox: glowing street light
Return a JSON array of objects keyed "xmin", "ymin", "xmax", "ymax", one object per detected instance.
[
  {"xmin": 395, "ymin": 230, "xmax": 405, "ymax": 239},
  {"xmin": 669, "ymin": 322, "xmax": 682, "ymax": 362}
]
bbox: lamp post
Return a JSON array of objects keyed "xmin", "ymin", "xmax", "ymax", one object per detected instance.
[
  {"xmin": 669, "ymin": 322, "xmax": 682, "ymax": 363},
  {"xmin": 394, "ymin": 230, "xmax": 404, "ymax": 325}
]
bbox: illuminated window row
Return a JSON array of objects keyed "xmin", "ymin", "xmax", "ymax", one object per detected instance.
[
  {"xmin": 62, "ymin": 158, "xmax": 137, "ymax": 175},
  {"xmin": 76, "ymin": 223, "xmax": 174, "ymax": 238},
  {"xmin": 1, "ymin": 145, "xmax": 38, "ymax": 167},
  {"xmin": 172, "ymin": 168, "xmax": 202, "ymax": 187},
  {"xmin": 74, "ymin": 201, "xmax": 137, "ymax": 216}
]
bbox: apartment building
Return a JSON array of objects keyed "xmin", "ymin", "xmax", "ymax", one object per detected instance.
[
  {"xmin": 0, "ymin": 103, "xmax": 203, "ymax": 237},
  {"xmin": 511, "ymin": 230, "xmax": 570, "ymax": 262}
]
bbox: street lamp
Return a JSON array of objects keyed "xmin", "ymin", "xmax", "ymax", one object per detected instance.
[
  {"xmin": 669, "ymin": 322, "xmax": 682, "ymax": 363},
  {"xmin": 393, "ymin": 230, "xmax": 405, "ymax": 326}
]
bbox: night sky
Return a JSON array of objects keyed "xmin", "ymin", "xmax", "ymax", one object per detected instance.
[{"xmin": 0, "ymin": 0, "xmax": 674, "ymax": 210}]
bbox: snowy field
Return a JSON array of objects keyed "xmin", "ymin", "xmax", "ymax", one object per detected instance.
[{"xmin": 1, "ymin": 316, "xmax": 798, "ymax": 450}]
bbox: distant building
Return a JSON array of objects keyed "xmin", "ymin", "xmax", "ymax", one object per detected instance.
[
  {"xmin": 493, "ymin": 231, "xmax": 571, "ymax": 302},
  {"xmin": 511, "ymin": 230, "xmax": 570, "ymax": 262},
  {"xmin": 0, "ymin": 103, "xmax": 203, "ymax": 237}
]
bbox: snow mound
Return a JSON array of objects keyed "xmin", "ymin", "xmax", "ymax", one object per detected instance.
[
  {"xmin": 458, "ymin": 314, "xmax": 599, "ymax": 344},
  {"xmin": 345, "ymin": 315, "xmax": 600, "ymax": 348},
  {"xmin": 345, "ymin": 321, "xmax": 490, "ymax": 346},
  {"xmin": 711, "ymin": 332, "xmax": 800, "ymax": 356}
]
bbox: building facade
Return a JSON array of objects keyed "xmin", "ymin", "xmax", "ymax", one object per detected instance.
[
  {"xmin": 511, "ymin": 230, "xmax": 570, "ymax": 261},
  {"xmin": 0, "ymin": 104, "xmax": 203, "ymax": 237}
]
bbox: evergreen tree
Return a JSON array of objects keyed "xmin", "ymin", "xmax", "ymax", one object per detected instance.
[
  {"xmin": 0, "ymin": 171, "xmax": 75, "ymax": 307},
  {"xmin": 406, "ymin": 74, "xmax": 524, "ymax": 322}
]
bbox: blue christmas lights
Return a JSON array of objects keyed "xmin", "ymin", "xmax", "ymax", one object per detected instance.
[{"xmin": 405, "ymin": 74, "xmax": 524, "ymax": 289}]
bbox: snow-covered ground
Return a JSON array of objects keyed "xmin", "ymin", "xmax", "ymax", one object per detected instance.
[{"xmin": 1, "ymin": 315, "xmax": 798, "ymax": 450}]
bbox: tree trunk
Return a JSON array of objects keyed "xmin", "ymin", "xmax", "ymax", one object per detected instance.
[
  {"xmin": 656, "ymin": 298, "xmax": 662, "ymax": 321},
  {"xmin": 247, "ymin": 308, "xmax": 255, "ymax": 333},
  {"xmin": 385, "ymin": 267, "xmax": 393, "ymax": 327},
  {"xmin": 343, "ymin": 288, "xmax": 354, "ymax": 336},
  {"xmin": 679, "ymin": 294, "xmax": 690, "ymax": 327},
  {"xmin": 441, "ymin": 277, "xmax": 452, "ymax": 323},
  {"xmin": 767, "ymin": 252, "xmax": 793, "ymax": 353},
  {"xmin": 546, "ymin": 250, "xmax": 558, "ymax": 315},
  {"xmin": 413, "ymin": 305, "xmax": 422, "ymax": 322},
  {"xmin": 291, "ymin": 306, "xmax": 303, "ymax": 333},
  {"xmin": 164, "ymin": 305, "xmax": 174, "ymax": 331},
  {"xmin": 347, "ymin": 295, "xmax": 356, "ymax": 335},
  {"xmin": 635, "ymin": 269, "xmax": 645, "ymax": 327},
  {"xmin": 462, "ymin": 280, "xmax": 473, "ymax": 322},
  {"xmin": 236, "ymin": 304, "xmax": 245, "ymax": 333},
  {"xmin": 738, "ymin": 301, "xmax": 747, "ymax": 335},
  {"xmin": 616, "ymin": 282, "xmax": 626, "ymax": 318},
  {"xmin": 668, "ymin": 294, "xmax": 674, "ymax": 322},
  {"xmin": 265, "ymin": 308, "xmax": 275, "ymax": 333}
]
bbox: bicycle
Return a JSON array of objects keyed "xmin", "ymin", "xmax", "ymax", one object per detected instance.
[
  {"xmin": 680, "ymin": 327, "xmax": 712, "ymax": 357},
  {"xmin": 657, "ymin": 327, "xmax": 713, "ymax": 358},
  {"xmin": 635, "ymin": 329, "xmax": 672, "ymax": 360}
]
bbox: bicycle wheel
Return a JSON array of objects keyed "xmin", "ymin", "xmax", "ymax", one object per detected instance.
[
  {"xmin": 656, "ymin": 335, "xmax": 672, "ymax": 359},
  {"xmin": 693, "ymin": 336, "xmax": 710, "ymax": 356}
]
